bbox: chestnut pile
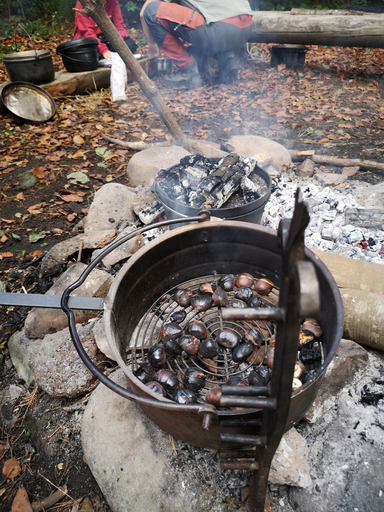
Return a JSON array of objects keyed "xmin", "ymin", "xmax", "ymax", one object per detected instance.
[{"xmin": 132, "ymin": 272, "xmax": 323, "ymax": 408}]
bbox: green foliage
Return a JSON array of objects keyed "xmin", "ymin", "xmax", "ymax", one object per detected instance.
[{"xmin": 125, "ymin": 1, "xmax": 141, "ymax": 12}]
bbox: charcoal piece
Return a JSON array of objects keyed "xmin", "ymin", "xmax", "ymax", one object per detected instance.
[
  {"xmin": 299, "ymin": 347, "xmax": 321, "ymax": 370},
  {"xmin": 360, "ymin": 384, "xmax": 384, "ymax": 406}
]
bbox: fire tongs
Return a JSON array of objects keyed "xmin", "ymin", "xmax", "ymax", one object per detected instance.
[{"xmin": 219, "ymin": 188, "xmax": 320, "ymax": 510}]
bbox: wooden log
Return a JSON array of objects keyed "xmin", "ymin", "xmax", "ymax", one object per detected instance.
[
  {"xmin": 289, "ymin": 150, "xmax": 384, "ymax": 172},
  {"xmin": 249, "ymin": 11, "xmax": 384, "ymax": 48},
  {"xmin": 312, "ymin": 249, "xmax": 384, "ymax": 295},
  {"xmin": 290, "ymin": 8, "xmax": 365, "ymax": 16},
  {"xmin": 78, "ymin": 0, "xmax": 190, "ymax": 149},
  {"xmin": 340, "ymin": 288, "xmax": 384, "ymax": 351}
]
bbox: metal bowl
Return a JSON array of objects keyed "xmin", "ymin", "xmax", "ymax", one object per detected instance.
[
  {"xmin": 157, "ymin": 57, "xmax": 172, "ymax": 75},
  {"xmin": 1, "ymin": 81, "xmax": 56, "ymax": 123}
]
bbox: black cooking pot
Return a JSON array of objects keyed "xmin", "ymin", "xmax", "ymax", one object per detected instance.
[
  {"xmin": 56, "ymin": 38, "xmax": 99, "ymax": 72},
  {"xmin": 3, "ymin": 25, "xmax": 55, "ymax": 85}
]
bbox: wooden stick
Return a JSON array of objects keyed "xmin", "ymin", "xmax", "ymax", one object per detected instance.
[
  {"xmin": 103, "ymin": 136, "xmax": 168, "ymax": 150},
  {"xmin": 31, "ymin": 485, "xmax": 67, "ymax": 512},
  {"xmin": 77, "ymin": 0, "xmax": 190, "ymax": 150},
  {"xmin": 289, "ymin": 150, "xmax": 384, "ymax": 172}
]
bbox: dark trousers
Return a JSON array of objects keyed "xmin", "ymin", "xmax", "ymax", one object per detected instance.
[{"xmin": 144, "ymin": 1, "xmax": 252, "ymax": 68}]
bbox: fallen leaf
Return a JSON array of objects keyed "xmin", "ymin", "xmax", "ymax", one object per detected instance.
[
  {"xmin": 28, "ymin": 203, "xmax": 47, "ymax": 212},
  {"xmin": 0, "ymin": 236, "xmax": 7, "ymax": 243},
  {"xmin": 2, "ymin": 458, "xmax": 22, "ymax": 479},
  {"xmin": 277, "ymin": 63, "xmax": 286, "ymax": 71},
  {"xmin": 73, "ymin": 135, "xmax": 85, "ymax": 145},
  {"xmin": 16, "ymin": 192, "xmax": 25, "ymax": 201},
  {"xmin": 67, "ymin": 172, "xmax": 90, "ymax": 185},
  {"xmin": 319, "ymin": 138, "xmax": 330, "ymax": 143},
  {"xmin": 17, "ymin": 171, "xmax": 39, "ymax": 190},
  {"xmin": 28, "ymin": 230, "xmax": 46, "ymax": 243},
  {"xmin": 70, "ymin": 150, "xmax": 89, "ymax": 160},
  {"xmin": 61, "ymin": 194, "xmax": 83, "ymax": 203},
  {"xmin": 31, "ymin": 168, "xmax": 45, "ymax": 179},
  {"xmin": 1, "ymin": 219, "xmax": 17, "ymax": 224},
  {"xmin": 27, "ymin": 250, "xmax": 43, "ymax": 257},
  {"xmin": 0, "ymin": 443, "xmax": 6, "ymax": 460},
  {"xmin": 11, "ymin": 486, "xmax": 32, "ymax": 512},
  {"xmin": 79, "ymin": 497, "xmax": 95, "ymax": 512}
]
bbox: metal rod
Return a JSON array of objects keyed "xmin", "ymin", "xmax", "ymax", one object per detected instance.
[
  {"xmin": 222, "ymin": 307, "xmax": 285, "ymax": 321},
  {"xmin": 219, "ymin": 450, "xmax": 258, "ymax": 459},
  {"xmin": 220, "ymin": 461, "xmax": 260, "ymax": 471},
  {"xmin": 0, "ymin": 293, "xmax": 105, "ymax": 310},
  {"xmin": 220, "ymin": 396, "xmax": 277, "ymax": 409},
  {"xmin": 220, "ymin": 419, "xmax": 262, "ymax": 428},
  {"xmin": 221, "ymin": 385, "xmax": 270, "ymax": 397},
  {"xmin": 221, "ymin": 433, "xmax": 267, "ymax": 447}
]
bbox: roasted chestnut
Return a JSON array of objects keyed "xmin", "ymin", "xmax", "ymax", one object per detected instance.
[
  {"xmin": 170, "ymin": 310, "xmax": 186, "ymax": 324},
  {"xmin": 242, "ymin": 328, "xmax": 262, "ymax": 347},
  {"xmin": 232, "ymin": 342, "xmax": 254, "ymax": 363},
  {"xmin": 147, "ymin": 344, "xmax": 167, "ymax": 369},
  {"xmin": 269, "ymin": 333, "xmax": 276, "ymax": 347},
  {"xmin": 254, "ymin": 278, "xmax": 274, "ymax": 296},
  {"xmin": 218, "ymin": 274, "xmax": 235, "ymax": 292},
  {"xmin": 154, "ymin": 369, "xmax": 179, "ymax": 393},
  {"xmin": 235, "ymin": 273, "xmax": 254, "ymax": 288},
  {"xmin": 225, "ymin": 376, "xmax": 248, "ymax": 386},
  {"xmin": 234, "ymin": 287, "xmax": 253, "ymax": 302},
  {"xmin": 212, "ymin": 287, "xmax": 229, "ymax": 307},
  {"xmin": 163, "ymin": 335, "xmax": 183, "ymax": 356},
  {"xmin": 183, "ymin": 367, "xmax": 206, "ymax": 391},
  {"xmin": 265, "ymin": 347, "xmax": 275, "ymax": 368},
  {"xmin": 205, "ymin": 386, "xmax": 222, "ymax": 407},
  {"xmin": 292, "ymin": 378, "xmax": 303, "ymax": 391},
  {"xmin": 174, "ymin": 289, "xmax": 193, "ymax": 308},
  {"xmin": 133, "ymin": 363, "xmax": 156, "ymax": 384},
  {"xmin": 146, "ymin": 381, "xmax": 166, "ymax": 396},
  {"xmin": 199, "ymin": 338, "xmax": 219, "ymax": 359},
  {"xmin": 248, "ymin": 294, "xmax": 262, "ymax": 308},
  {"xmin": 302, "ymin": 318, "xmax": 322, "ymax": 339},
  {"xmin": 199, "ymin": 282, "xmax": 215, "ymax": 294},
  {"xmin": 216, "ymin": 329, "xmax": 241, "ymax": 350},
  {"xmin": 298, "ymin": 329, "xmax": 315, "ymax": 348},
  {"xmin": 173, "ymin": 388, "xmax": 197, "ymax": 404},
  {"xmin": 228, "ymin": 299, "xmax": 247, "ymax": 309},
  {"xmin": 185, "ymin": 320, "xmax": 208, "ymax": 340},
  {"xmin": 299, "ymin": 347, "xmax": 321, "ymax": 367},
  {"xmin": 191, "ymin": 294, "xmax": 213, "ymax": 312},
  {"xmin": 160, "ymin": 322, "xmax": 182, "ymax": 340},
  {"xmin": 248, "ymin": 366, "xmax": 271, "ymax": 386},
  {"xmin": 294, "ymin": 361, "xmax": 306, "ymax": 379},
  {"xmin": 179, "ymin": 335, "xmax": 200, "ymax": 356}
]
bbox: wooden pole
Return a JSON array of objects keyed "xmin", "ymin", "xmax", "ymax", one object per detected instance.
[
  {"xmin": 77, "ymin": 0, "xmax": 190, "ymax": 150},
  {"xmin": 289, "ymin": 150, "xmax": 384, "ymax": 173}
]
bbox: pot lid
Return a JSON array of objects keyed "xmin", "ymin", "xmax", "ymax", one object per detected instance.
[
  {"xmin": 2, "ymin": 49, "xmax": 51, "ymax": 62},
  {"xmin": 56, "ymin": 38, "xmax": 99, "ymax": 53},
  {"xmin": 1, "ymin": 82, "xmax": 56, "ymax": 123}
]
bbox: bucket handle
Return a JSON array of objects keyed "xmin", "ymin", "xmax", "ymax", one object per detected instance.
[
  {"xmin": 61, "ymin": 211, "xmax": 218, "ymax": 428},
  {"xmin": 57, "ymin": 51, "xmax": 95, "ymax": 64},
  {"xmin": 14, "ymin": 23, "xmax": 39, "ymax": 60}
]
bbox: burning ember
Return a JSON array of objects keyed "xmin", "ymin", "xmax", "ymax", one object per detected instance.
[
  {"xmin": 155, "ymin": 153, "xmax": 269, "ymax": 210},
  {"xmin": 129, "ymin": 271, "xmax": 324, "ymax": 408}
]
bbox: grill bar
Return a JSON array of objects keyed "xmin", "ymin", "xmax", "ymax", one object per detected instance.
[
  {"xmin": 222, "ymin": 307, "xmax": 285, "ymax": 321},
  {"xmin": 220, "ymin": 419, "xmax": 262, "ymax": 428},
  {"xmin": 221, "ymin": 433, "xmax": 267, "ymax": 447},
  {"xmin": 220, "ymin": 396, "xmax": 277, "ymax": 409},
  {"xmin": 221, "ymin": 385, "xmax": 270, "ymax": 397},
  {"xmin": 220, "ymin": 460, "xmax": 260, "ymax": 471}
]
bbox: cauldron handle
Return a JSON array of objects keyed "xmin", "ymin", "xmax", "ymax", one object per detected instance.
[
  {"xmin": 14, "ymin": 24, "xmax": 39, "ymax": 60},
  {"xmin": 61, "ymin": 211, "xmax": 217, "ymax": 422}
]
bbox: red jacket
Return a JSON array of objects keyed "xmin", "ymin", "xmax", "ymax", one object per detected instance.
[{"xmin": 74, "ymin": 0, "xmax": 128, "ymax": 56}]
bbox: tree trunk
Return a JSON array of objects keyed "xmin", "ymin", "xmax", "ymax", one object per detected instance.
[
  {"xmin": 77, "ymin": 0, "xmax": 190, "ymax": 150},
  {"xmin": 249, "ymin": 12, "xmax": 384, "ymax": 48}
]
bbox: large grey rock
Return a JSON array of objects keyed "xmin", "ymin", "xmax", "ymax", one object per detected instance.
[
  {"xmin": 82, "ymin": 370, "xmax": 249, "ymax": 512},
  {"xmin": 315, "ymin": 172, "xmax": 347, "ymax": 187},
  {"xmin": 91, "ymin": 317, "xmax": 116, "ymax": 361},
  {"xmin": 84, "ymin": 183, "xmax": 137, "ymax": 234},
  {"xmin": 29, "ymin": 323, "xmax": 105, "ymax": 397},
  {"xmin": 91, "ymin": 227, "xmax": 144, "ymax": 266},
  {"xmin": 24, "ymin": 263, "xmax": 113, "ymax": 339},
  {"xmin": 227, "ymin": 135, "xmax": 291, "ymax": 172},
  {"xmin": 126, "ymin": 146, "xmax": 190, "ymax": 187},
  {"xmin": 304, "ymin": 339, "xmax": 369, "ymax": 424},
  {"xmin": 269, "ymin": 428, "xmax": 311, "ymax": 488},
  {"xmin": 41, "ymin": 230, "xmax": 116, "ymax": 275}
]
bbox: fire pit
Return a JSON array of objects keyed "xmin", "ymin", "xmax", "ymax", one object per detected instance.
[{"xmin": 153, "ymin": 153, "xmax": 271, "ymax": 226}]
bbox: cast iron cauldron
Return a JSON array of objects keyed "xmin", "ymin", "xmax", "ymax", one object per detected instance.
[{"xmin": 98, "ymin": 220, "xmax": 343, "ymax": 450}]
